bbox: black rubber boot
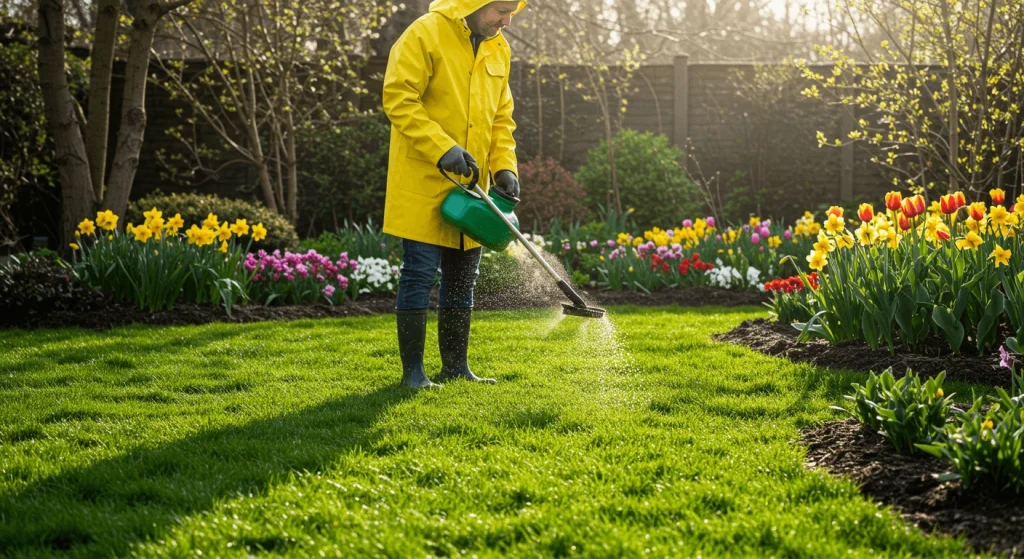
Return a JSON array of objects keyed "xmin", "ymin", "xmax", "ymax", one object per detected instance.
[
  {"xmin": 437, "ymin": 308, "xmax": 496, "ymax": 384},
  {"xmin": 396, "ymin": 310, "xmax": 441, "ymax": 389}
]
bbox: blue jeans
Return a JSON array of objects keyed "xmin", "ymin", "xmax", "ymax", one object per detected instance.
[{"xmin": 396, "ymin": 239, "xmax": 482, "ymax": 311}]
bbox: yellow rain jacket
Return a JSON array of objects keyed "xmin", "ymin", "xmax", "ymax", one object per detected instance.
[{"xmin": 382, "ymin": 0, "xmax": 526, "ymax": 249}]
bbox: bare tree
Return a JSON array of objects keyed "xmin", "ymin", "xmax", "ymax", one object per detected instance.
[
  {"xmin": 155, "ymin": 0, "xmax": 396, "ymax": 223},
  {"xmin": 35, "ymin": 0, "xmax": 195, "ymax": 250}
]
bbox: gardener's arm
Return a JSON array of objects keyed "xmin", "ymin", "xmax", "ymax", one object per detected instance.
[
  {"xmin": 382, "ymin": 28, "xmax": 457, "ymax": 163},
  {"xmin": 489, "ymin": 78, "xmax": 518, "ymax": 177}
]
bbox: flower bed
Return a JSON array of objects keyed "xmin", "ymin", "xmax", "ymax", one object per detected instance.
[{"xmin": 764, "ymin": 190, "xmax": 1022, "ymax": 355}]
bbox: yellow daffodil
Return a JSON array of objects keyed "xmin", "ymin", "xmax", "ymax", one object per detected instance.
[
  {"xmin": 855, "ymin": 224, "xmax": 877, "ymax": 246},
  {"xmin": 133, "ymin": 224, "xmax": 153, "ymax": 243},
  {"xmin": 77, "ymin": 218, "xmax": 96, "ymax": 236},
  {"xmin": 95, "ymin": 210, "xmax": 118, "ymax": 230},
  {"xmin": 768, "ymin": 236, "xmax": 781, "ymax": 249},
  {"xmin": 807, "ymin": 222, "xmax": 822, "ymax": 235},
  {"xmin": 69, "ymin": 242, "xmax": 80, "ymax": 250},
  {"xmin": 989, "ymin": 205, "xmax": 1010, "ymax": 228},
  {"xmin": 252, "ymin": 222, "xmax": 268, "ymax": 242},
  {"xmin": 955, "ymin": 231, "xmax": 983, "ymax": 250},
  {"xmin": 617, "ymin": 232, "xmax": 631, "ymax": 245},
  {"xmin": 727, "ymin": 248, "xmax": 734, "ymax": 255},
  {"xmin": 186, "ymin": 224, "xmax": 201, "ymax": 245},
  {"xmin": 143, "ymin": 207, "xmax": 163, "ymax": 223},
  {"xmin": 806, "ymin": 250, "xmax": 828, "ymax": 271},
  {"xmin": 219, "ymin": 240, "xmax": 229, "ymax": 253},
  {"xmin": 628, "ymin": 266, "xmax": 634, "ymax": 273},
  {"xmin": 982, "ymin": 419, "xmax": 994, "ymax": 430},
  {"xmin": 835, "ymin": 232, "xmax": 854, "ymax": 249},
  {"xmin": 217, "ymin": 222, "xmax": 232, "ymax": 242},
  {"xmin": 196, "ymin": 227, "xmax": 216, "ymax": 247},
  {"xmin": 167, "ymin": 213, "xmax": 185, "ymax": 231},
  {"xmin": 824, "ymin": 214, "xmax": 845, "ymax": 234},
  {"xmin": 813, "ymin": 232, "xmax": 833, "ymax": 253},
  {"xmin": 749, "ymin": 216, "xmax": 761, "ymax": 227},
  {"xmin": 203, "ymin": 213, "xmax": 220, "ymax": 229},
  {"xmin": 936, "ymin": 388, "xmax": 944, "ymax": 398},
  {"xmin": 990, "ymin": 244, "xmax": 1011, "ymax": 267}
]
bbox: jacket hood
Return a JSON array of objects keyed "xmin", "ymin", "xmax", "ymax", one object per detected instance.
[{"xmin": 428, "ymin": 0, "xmax": 526, "ymax": 21}]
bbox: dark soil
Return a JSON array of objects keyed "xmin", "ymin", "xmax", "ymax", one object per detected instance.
[
  {"xmin": 2, "ymin": 287, "xmax": 767, "ymax": 331},
  {"xmin": 803, "ymin": 419, "xmax": 1023, "ymax": 556},
  {"xmin": 714, "ymin": 318, "xmax": 1008, "ymax": 387}
]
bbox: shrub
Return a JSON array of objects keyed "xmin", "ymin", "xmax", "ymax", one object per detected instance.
[
  {"xmin": 575, "ymin": 130, "xmax": 702, "ymax": 229},
  {"xmin": 839, "ymin": 368, "xmax": 952, "ymax": 453},
  {"xmin": 0, "ymin": 252, "xmax": 105, "ymax": 324},
  {"xmin": 299, "ymin": 218, "xmax": 402, "ymax": 264},
  {"xmin": 127, "ymin": 192, "xmax": 299, "ymax": 251},
  {"xmin": 515, "ymin": 156, "xmax": 590, "ymax": 231},
  {"xmin": 296, "ymin": 114, "xmax": 390, "ymax": 233}
]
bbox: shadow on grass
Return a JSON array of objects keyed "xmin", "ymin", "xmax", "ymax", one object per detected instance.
[
  {"xmin": 0, "ymin": 383, "xmax": 414, "ymax": 555},
  {"xmin": 602, "ymin": 304, "xmax": 765, "ymax": 317}
]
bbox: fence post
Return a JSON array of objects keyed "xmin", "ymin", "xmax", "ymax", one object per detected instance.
[
  {"xmin": 673, "ymin": 55, "xmax": 690, "ymax": 170},
  {"xmin": 839, "ymin": 102, "xmax": 855, "ymax": 202}
]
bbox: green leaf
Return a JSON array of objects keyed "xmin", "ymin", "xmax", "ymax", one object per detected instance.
[
  {"xmin": 976, "ymin": 291, "xmax": 1005, "ymax": 353},
  {"xmin": 931, "ymin": 305, "xmax": 964, "ymax": 353}
]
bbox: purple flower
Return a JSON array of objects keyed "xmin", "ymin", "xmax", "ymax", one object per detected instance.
[
  {"xmin": 665, "ymin": 229, "xmax": 674, "ymax": 239},
  {"xmin": 759, "ymin": 226, "xmax": 770, "ymax": 237},
  {"xmin": 715, "ymin": 234, "xmax": 723, "ymax": 241},
  {"xmin": 751, "ymin": 233, "xmax": 761, "ymax": 244},
  {"xmin": 323, "ymin": 284, "xmax": 336, "ymax": 297},
  {"xmin": 759, "ymin": 246, "xmax": 765, "ymax": 252},
  {"xmin": 1000, "ymin": 345, "xmax": 1013, "ymax": 369},
  {"xmin": 682, "ymin": 219, "xmax": 693, "ymax": 228},
  {"xmin": 784, "ymin": 230, "xmax": 793, "ymax": 239},
  {"xmin": 706, "ymin": 217, "xmax": 715, "ymax": 227},
  {"xmin": 590, "ymin": 239, "xmax": 599, "ymax": 247},
  {"xmin": 743, "ymin": 224, "xmax": 750, "ymax": 231},
  {"xmin": 607, "ymin": 239, "xmax": 616, "ymax": 247}
]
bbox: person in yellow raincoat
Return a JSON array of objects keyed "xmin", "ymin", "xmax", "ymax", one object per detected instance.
[{"xmin": 382, "ymin": 0, "xmax": 526, "ymax": 389}]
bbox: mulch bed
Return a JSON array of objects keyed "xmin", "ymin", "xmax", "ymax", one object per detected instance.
[
  {"xmin": 803, "ymin": 418, "xmax": 1023, "ymax": 556},
  {"xmin": 714, "ymin": 318, "xmax": 1008, "ymax": 387},
  {"xmin": 2, "ymin": 287, "xmax": 768, "ymax": 331}
]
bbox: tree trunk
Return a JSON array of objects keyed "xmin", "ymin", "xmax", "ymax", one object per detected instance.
[
  {"xmin": 103, "ymin": 0, "xmax": 162, "ymax": 219},
  {"xmin": 938, "ymin": 0, "xmax": 959, "ymax": 194},
  {"xmin": 37, "ymin": 0, "xmax": 95, "ymax": 251},
  {"xmin": 84, "ymin": 0, "xmax": 120, "ymax": 200}
]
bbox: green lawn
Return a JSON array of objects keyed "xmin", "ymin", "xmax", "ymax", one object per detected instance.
[{"xmin": 0, "ymin": 306, "xmax": 987, "ymax": 557}]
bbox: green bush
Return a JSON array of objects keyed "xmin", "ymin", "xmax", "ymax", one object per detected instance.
[
  {"xmin": 575, "ymin": 130, "xmax": 702, "ymax": 229},
  {"xmin": 299, "ymin": 218, "xmax": 402, "ymax": 264},
  {"xmin": 296, "ymin": 114, "xmax": 390, "ymax": 233},
  {"xmin": 127, "ymin": 192, "xmax": 299, "ymax": 252},
  {"xmin": 838, "ymin": 368, "xmax": 952, "ymax": 453}
]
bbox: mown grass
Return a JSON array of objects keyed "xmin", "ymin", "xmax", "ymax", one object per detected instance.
[{"xmin": 0, "ymin": 306, "xmax": 989, "ymax": 558}]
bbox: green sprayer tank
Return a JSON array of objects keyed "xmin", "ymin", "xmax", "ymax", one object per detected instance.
[{"xmin": 440, "ymin": 186, "xmax": 520, "ymax": 252}]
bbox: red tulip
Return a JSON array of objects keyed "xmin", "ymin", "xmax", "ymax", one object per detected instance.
[
  {"xmin": 937, "ymin": 229, "xmax": 951, "ymax": 241},
  {"xmin": 954, "ymin": 191, "xmax": 966, "ymax": 209},
  {"xmin": 939, "ymin": 194, "xmax": 958, "ymax": 215},
  {"xmin": 990, "ymin": 188, "xmax": 1005, "ymax": 205},
  {"xmin": 968, "ymin": 202, "xmax": 986, "ymax": 221},
  {"xmin": 885, "ymin": 191, "xmax": 903, "ymax": 211},
  {"xmin": 827, "ymin": 206, "xmax": 844, "ymax": 218},
  {"xmin": 858, "ymin": 203, "xmax": 874, "ymax": 222},
  {"xmin": 898, "ymin": 214, "xmax": 912, "ymax": 231}
]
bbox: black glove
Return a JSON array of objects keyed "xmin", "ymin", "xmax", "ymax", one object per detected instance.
[
  {"xmin": 493, "ymin": 170, "xmax": 520, "ymax": 199},
  {"xmin": 437, "ymin": 145, "xmax": 477, "ymax": 178}
]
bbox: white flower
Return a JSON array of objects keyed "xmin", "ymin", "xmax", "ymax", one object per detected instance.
[
  {"xmin": 352, "ymin": 257, "xmax": 400, "ymax": 292},
  {"xmin": 745, "ymin": 266, "xmax": 761, "ymax": 286}
]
